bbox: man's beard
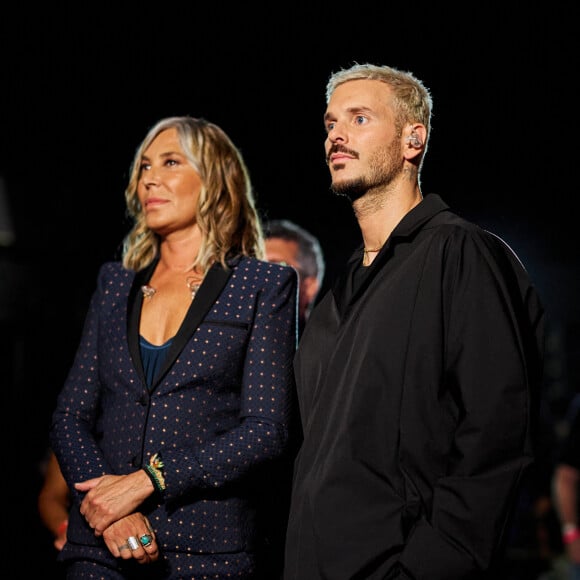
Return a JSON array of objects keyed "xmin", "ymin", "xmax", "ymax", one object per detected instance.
[
  {"xmin": 331, "ymin": 176, "xmax": 368, "ymax": 202},
  {"xmin": 330, "ymin": 141, "xmax": 402, "ymax": 203}
]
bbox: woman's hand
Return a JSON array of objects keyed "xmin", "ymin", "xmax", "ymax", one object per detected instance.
[
  {"xmin": 75, "ymin": 471, "xmax": 155, "ymax": 535},
  {"xmin": 103, "ymin": 512, "xmax": 159, "ymax": 564}
]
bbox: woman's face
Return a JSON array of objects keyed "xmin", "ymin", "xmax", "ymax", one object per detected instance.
[{"xmin": 137, "ymin": 127, "xmax": 202, "ymax": 237}]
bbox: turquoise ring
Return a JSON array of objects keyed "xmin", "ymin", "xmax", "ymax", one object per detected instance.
[{"xmin": 140, "ymin": 533, "xmax": 153, "ymax": 548}]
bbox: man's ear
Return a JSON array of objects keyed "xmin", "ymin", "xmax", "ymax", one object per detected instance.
[{"xmin": 403, "ymin": 124, "xmax": 426, "ymax": 159}]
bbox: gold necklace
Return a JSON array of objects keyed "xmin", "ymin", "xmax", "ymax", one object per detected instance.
[
  {"xmin": 362, "ymin": 245, "xmax": 384, "ymax": 266},
  {"xmin": 141, "ymin": 272, "xmax": 204, "ymax": 301}
]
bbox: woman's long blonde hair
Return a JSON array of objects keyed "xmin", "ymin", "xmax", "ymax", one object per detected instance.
[{"xmin": 122, "ymin": 116, "xmax": 264, "ymax": 273}]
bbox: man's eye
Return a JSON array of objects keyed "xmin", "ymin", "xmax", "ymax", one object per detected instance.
[
  {"xmin": 355, "ymin": 115, "xmax": 366, "ymax": 125},
  {"xmin": 326, "ymin": 122, "xmax": 335, "ymax": 132}
]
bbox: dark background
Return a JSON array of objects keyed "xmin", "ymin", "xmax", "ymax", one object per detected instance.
[{"xmin": 1, "ymin": 4, "xmax": 578, "ymax": 578}]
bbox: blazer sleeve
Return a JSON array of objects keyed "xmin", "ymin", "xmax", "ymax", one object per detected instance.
[{"xmin": 49, "ymin": 262, "xmax": 119, "ymax": 494}]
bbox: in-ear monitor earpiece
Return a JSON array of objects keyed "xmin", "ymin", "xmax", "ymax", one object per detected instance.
[{"xmin": 406, "ymin": 132, "xmax": 423, "ymax": 147}]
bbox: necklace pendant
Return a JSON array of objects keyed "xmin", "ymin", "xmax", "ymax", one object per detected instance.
[
  {"xmin": 186, "ymin": 277, "xmax": 201, "ymax": 300},
  {"xmin": 141, "ymin": 285, "xmax": 157, "ymax": 299}
]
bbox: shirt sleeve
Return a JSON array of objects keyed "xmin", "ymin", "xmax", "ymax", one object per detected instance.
[{"xmin": 400, "ymin": 228, "xmax": 545, "ymax": 578}]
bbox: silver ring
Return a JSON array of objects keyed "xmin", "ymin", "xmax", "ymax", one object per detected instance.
[
  {"xmin": 127, "ymin": 536, "xmax": 140, "ymax": 551},
  {"xmin": 139, "ymin": 533, "xmax": 153, "ymax": 547},
  {"xmin": 118, "ymin": 543, "xmax": 130, "ymax": 551}
]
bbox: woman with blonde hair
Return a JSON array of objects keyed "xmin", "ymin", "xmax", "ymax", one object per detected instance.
[{"xmin": 50, "ymin": 116, "xmax": 298, "ymax": 578}]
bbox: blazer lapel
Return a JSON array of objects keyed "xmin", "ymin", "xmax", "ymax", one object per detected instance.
[
  {"xmin": 127, "ymin": 260, "xmax": 157, "ymax": 387},
  {"xmin": 154, "ymin": 261, "xmax": 232, "ymax": 389},
  {"xmin": 127, "ymin": 259, "xmax": 232, "ymax": 391}
]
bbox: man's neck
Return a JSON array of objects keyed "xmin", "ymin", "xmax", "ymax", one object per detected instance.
[{"xmin": 355, "ymin": 187, "xmax": 422, "ymax": 251}]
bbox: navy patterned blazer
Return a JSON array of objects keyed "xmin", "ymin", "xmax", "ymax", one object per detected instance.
[{"xmin": 50, "ymin": 254, "xmax": 298, "ymax": 575}]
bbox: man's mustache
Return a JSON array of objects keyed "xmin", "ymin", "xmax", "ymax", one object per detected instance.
[{"xmin": 326, "ymin": 145, "xmax": 359, "ymax": 164}]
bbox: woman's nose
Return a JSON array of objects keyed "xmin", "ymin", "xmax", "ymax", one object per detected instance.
[{"xmin": 142, "ymin": 168, "xmax": 159, "ymax": 187}]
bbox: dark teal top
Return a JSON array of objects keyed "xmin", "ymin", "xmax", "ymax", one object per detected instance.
[{"xmin": 139, "ymin": 335, "xmax": 171, "ymax": 389}]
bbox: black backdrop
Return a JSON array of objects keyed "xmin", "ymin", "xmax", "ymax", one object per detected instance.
[{"xmin": 1, "ymin": 4, "xmax": 578, "ymax": 577}]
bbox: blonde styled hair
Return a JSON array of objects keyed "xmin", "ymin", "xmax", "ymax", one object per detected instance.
[
  {"xmin": 326, "ymin": 63, "xmax": 433, "ymax": 159},
  {"xmin": 122, "ymin": 116, "xmax": 264, "ymax": 272}
]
